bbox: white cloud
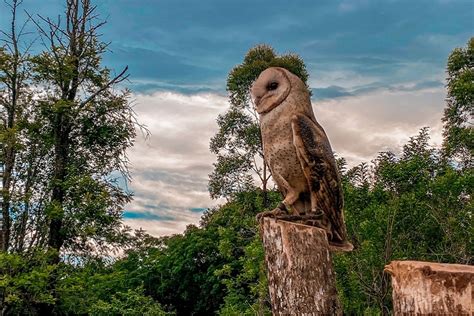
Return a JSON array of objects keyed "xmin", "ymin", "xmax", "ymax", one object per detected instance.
[
  {"xmin": 129, "ymin": 91, "xmax": 228, "ymax": 172},
  {"xmin": 123, "ymin": 85, "xmax": 447, "ymax": 237},
  {"xmin": 314, "ymin": 86, "xmax": 446, "ymax": 165},
  {"xmin": 309, "ymin": 67, "xmax": 379, "ymax": 89},
  {"xmin": 123, "ymin": 91, "xmax": 228, "ymax": 236},
  {"xmin": 124, "ymin": 216, "xmax": 201, "ymax": 237}
]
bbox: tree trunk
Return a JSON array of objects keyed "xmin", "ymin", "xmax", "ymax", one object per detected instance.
[
  {"xmin": 1, "ymin": 162, "xmax": 10, "ymax": 252},
  {"xmin": 385, "ymin": 260, "xmax": 473, "ymax": 315},
  {"xmin": 47, "ymin": 113, "xmax": 69, "ymax": 257},
  {"xmin": 1, "ymin": 106, "xmax": 16, "ymax": 253},
  {"xmin": 1, "ymin": 0, "xmax": 23, "ymax": 253},
  {"xmin": 261, "ymin": 218, "xmax": 341, "ymax": 315}
]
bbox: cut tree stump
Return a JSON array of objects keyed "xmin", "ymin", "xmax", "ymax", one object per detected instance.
[
  {"xmin": 385, "ymin": 260, "xmax": 473, "ymax": 315},
  {"xmin": 261, "ymin": 218, "xmax": 341, "ymax": 315}
]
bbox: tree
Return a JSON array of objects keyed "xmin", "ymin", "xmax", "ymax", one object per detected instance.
[
  {"xmin": 442, "ymin": 37, "xmax": 473, "ymax": 168},
  {"xmin": 0, "ymin": 0, "xmax": 142, "ymax": 311},
  {"xmin": 2, "ymin": 0, "xmax": 138, "ymax": 258},
  {"xmin": 0, "ymin": 0, "xmax": 33, "ymax": 252},
  {"xmin": 209, "ymin": 45, "xmax": 309, "ymax": 206},
  {"xmin": 23, "ymin": 0, "xmax": 138, "ymax": 260}
]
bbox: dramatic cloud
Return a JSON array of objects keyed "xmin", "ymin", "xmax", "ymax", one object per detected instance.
[
  {"xmin": 314, "ymin": 86, "xmax": 445, "ymax": 165},
  {"xmin": 123, "ymin": 92, "xmax": 227, "ymax": 236},
  {"xmin": 123, "ymin": 83, "xmax": 446, "ymax": 236}
]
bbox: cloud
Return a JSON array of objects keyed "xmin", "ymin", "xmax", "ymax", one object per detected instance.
[
  {"xmin": 123, "ymin": 91, "xmax": 228, "ymax": 236},
  {"xmin": 128, "ymin": 92, "xmax": 227, "ymax": 170},
  {"xmin": 312, "ymin": 80, "xmax": 444, "ymax": 100},
  {"xmin": 126, "ymin": 79, "xmax": 223, "ymax": 95},
  {"xmin": 312, "ymin": 86, "xmax": 354, "ymax": 99},
  {"xmin": 122, "ymin": 85, "xmax": 448, "ymax": 237},
  {"xmin": 104, "ymin": 45, "xmax": 225, "ymax": 92},
  {"xmin": 337, "ymin": 0, "xmax": 369, "ymax": 13},
  {"xmin": 124, "ymin": 218, "xmax": 201, "ymax": 238},
  {"xmin": 313, "ymin": 87, "xmax": 446, "ymax": 165}
]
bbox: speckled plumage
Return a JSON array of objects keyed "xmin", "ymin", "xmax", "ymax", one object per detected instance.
[{"xmin": 251, "ymin": 67, "xmax": 352, "ymax": 250}]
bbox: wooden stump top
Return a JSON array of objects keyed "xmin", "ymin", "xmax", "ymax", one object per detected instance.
[
  {"xmin": 385, "ymin": 260, "xmax": 473, "ymax": 315},
  {"xmin": 385, "ymin": 260, "xmax": 474, "ymax": 275}
]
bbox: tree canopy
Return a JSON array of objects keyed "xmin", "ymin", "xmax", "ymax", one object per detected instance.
[{"xmin": 442, "ymin": 37, "xmax": 473, "ymax": 168}]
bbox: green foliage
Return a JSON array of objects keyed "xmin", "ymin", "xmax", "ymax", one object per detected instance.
[
  {"xmin": 0, "ymin": 0, "xmax": 140, "ymax": 312},
  {"xmin": 208, "ymin": 190, "xmax": 279, "ymax": 315},
  {"xmin": 89, "ymin": 287, "xmax": 171, "ymax": 316},
  {"xmin": 442, "ymin": 37, "xmax": 473, "ymax": 168},
  {"xmin": 209, "ymin": 108, "xmax": 258, "ymax": 199},
  {"xmin": 0, "ymin": 251, "xmax": 171, "ymax": 315},
  {"xmin": 1, "ymin": 127, "xmax": 470, "ymax": 315},
  {"xmin": 92, "ymin": 190, "xmax": 279, "ymax": 316},
  {"xmin": 334, "ymin": 128, "xmax": 472, "ymax": 314},
  {"xmin": 75, "ymin": 131, "xmax": 470, "ymax": 315},
  {"xmin": 0, "ymin": 251, "xmax": 57, "ymax": 315}
]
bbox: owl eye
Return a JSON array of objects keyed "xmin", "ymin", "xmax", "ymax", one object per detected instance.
[{"xmin": 267, "ymin": 81, "xmax": 279, "ymax": 91}]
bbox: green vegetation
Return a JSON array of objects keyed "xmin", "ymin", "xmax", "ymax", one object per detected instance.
[
  {"xmin": 335, "ymin": 127, "xmax": 472, "ymax": 314},
  {"xmin": 0, "ymin": 0, "xmax": 472, "ymax": 314},
  {"xmin": 442, "ymin": 37, "xmax": 473, "ymax": 168}
]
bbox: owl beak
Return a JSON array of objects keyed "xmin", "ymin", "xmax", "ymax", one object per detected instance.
[{"xmin": 254, "ymin": 96, "xmax": 262, "ymax": 107}]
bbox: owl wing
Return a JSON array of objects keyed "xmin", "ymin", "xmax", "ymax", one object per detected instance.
[{"xmin": 291, "ymin": 113, "xmax": 349, "ymax": 245}]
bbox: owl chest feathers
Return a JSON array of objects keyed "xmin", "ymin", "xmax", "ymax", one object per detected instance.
[{"xmin": 259, "ymin": 102, "xmax": 309, "ymax": 192}]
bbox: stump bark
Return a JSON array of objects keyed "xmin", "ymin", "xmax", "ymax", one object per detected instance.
[
  {"xmin": 261, "ymin": 218, "xmax": 341, "ymax": 315},
  {"xmin": 384, "ymin": 260, "xmax": 473, "ymax": 315}
]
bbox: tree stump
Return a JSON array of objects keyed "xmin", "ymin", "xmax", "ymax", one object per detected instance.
[
  {"xmin": 261, "ymin": 218, "xmax": 341, "ymax": 315},
  {"xmin": 384, "ymin": 260, "xmax": 473, "ymax": 315}
]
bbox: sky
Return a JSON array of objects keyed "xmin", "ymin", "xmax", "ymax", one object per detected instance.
[{"xmin": 1, "ymin": 0, "xmax": 473, "ymax": 237}]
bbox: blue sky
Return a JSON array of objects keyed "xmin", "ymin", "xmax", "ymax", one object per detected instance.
[
  {"xmin": 3, "ymin": 0, "xmax": 472, "ymax": 94},
  {"xmin": 1, "ymin": 0, "xmax": 472, "ymax": 236},
  {"xmin": 106, "ymin": 0, "xmax": 471, "ymax": 95}
]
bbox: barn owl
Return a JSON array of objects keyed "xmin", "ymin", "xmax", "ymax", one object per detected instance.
[{"xmin": 251, "ymin": 67, "xmax": 353, "ymax": 251}]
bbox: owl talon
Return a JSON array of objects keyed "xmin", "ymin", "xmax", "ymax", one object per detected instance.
[
  {"xmin": 302, "ymin": 210, "xmax": 333, "ymax": 239},
  {"xmin": 256, "ymin": 204, "xmax": 288, "ymax": 223},
  {"xmin": 310, "ymin": 209, "xmax": 325, "ymax": 217}
]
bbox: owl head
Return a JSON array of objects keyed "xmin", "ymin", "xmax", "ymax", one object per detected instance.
[{"xmin": 251, "ymin": 67, "xmax": 307, "ymax": 115}]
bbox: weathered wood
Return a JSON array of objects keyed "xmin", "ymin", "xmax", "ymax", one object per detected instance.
[
  {"xmin": 384, "ymin": 260, "xmax": 473, "ymax": 315},
  {"xmin": 261, "ymin": 218, "xmax": 341, "ymax": 315}
]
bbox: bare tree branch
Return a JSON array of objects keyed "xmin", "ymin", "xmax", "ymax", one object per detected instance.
[{"xmin": 79, "ymin": 66, "xmax": 129, "ymax": 108}]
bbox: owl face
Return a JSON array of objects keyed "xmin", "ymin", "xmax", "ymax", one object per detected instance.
[{"xmin": 251, "ymin": 67, "xmax": 291, "ymax": 114}]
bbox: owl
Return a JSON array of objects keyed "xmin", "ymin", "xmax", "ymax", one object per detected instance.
[{"xmin": 251, "ymin": 67, "xmax": 352, "ymax": 251}]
